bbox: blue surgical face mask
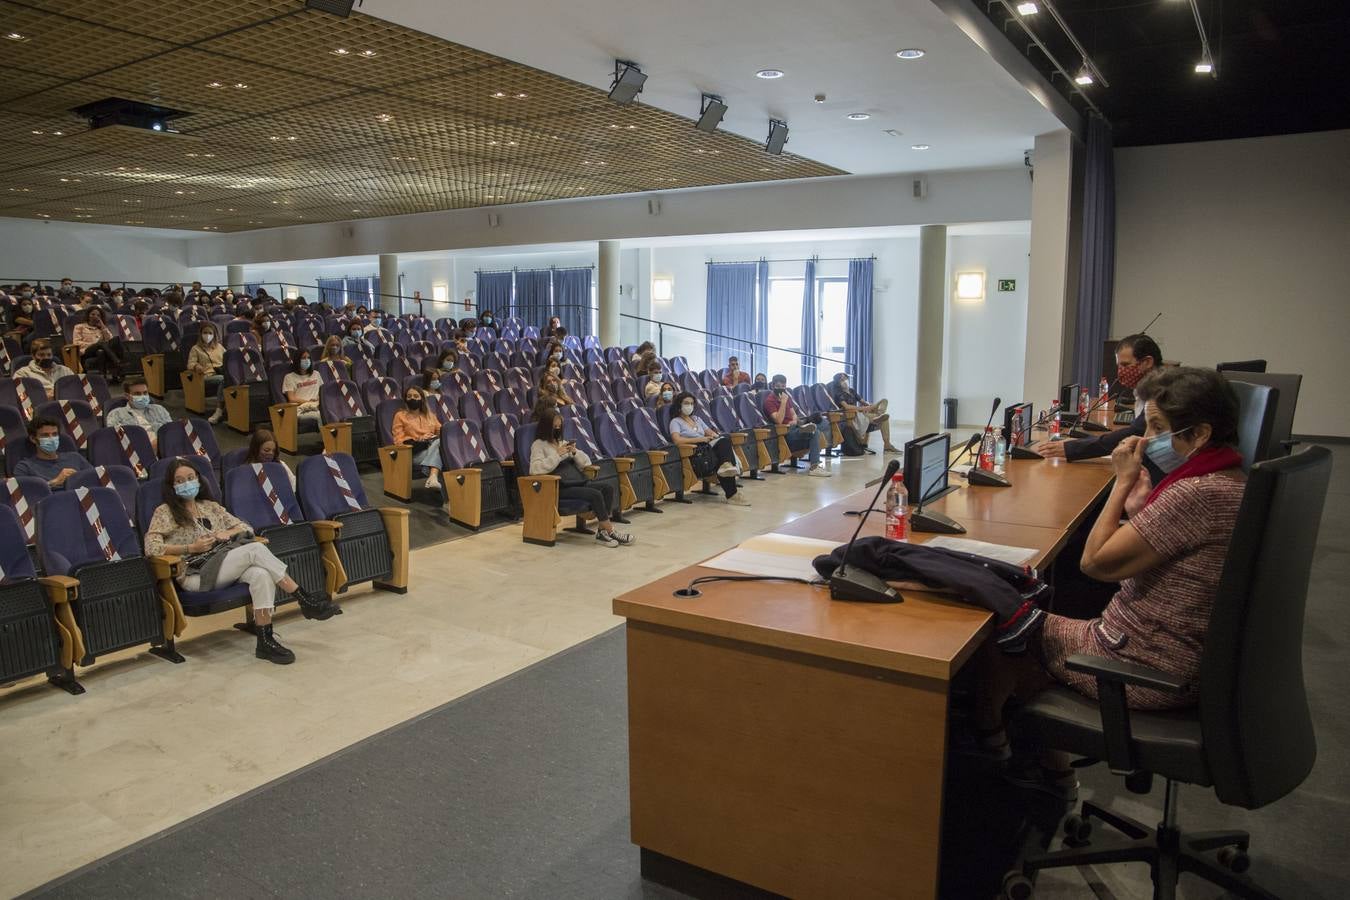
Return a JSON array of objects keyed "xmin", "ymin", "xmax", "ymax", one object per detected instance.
[
  {"xmin": 299, "ymin": 358, "xmax": 311, "ymax": 372},
  {"xmin": 429, "ymin": 379, "xmax": 442, "ymax": 391},
  {"xmin": 1143, "ymin": 428, "xmax": 1192, "ymax": 475},
  {"xmin": 680, "ymin": 402, "xmax": 695, "ymax": 416},
  {"xmin": 38, "ymin": 436, "xmax": 60, "ymax": 454},
  {"xmin": 661, "ymin": 390, "xmax": 673, "ymax": 401},
  {"xmin": 130, "ymin": 394, "xmax": 151, "ymax": 409},
  {"xmin": 174, "ymin": 479, "xmax": 200, "ymax": 500}
]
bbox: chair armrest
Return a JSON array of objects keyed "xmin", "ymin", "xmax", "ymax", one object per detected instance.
[
  {"xmin": 146, "ymin": 555, "xmax": 183, "ymax": 580},
  {"xmin": 612, "ymin": 456, "xmax": 634, "ymax": 472},
  {"xmin": 39, "ymin": 575, "xmax": 79, "ymax": 604},
  {"xmin": 646, "ymin": 450, "xmax": 668, "ymax": 464},
  {"xmin": 1064, "ymin": 653, "xmax": 1187, "ymax": 775},
  {"xmin": 309, "ymin": 520, "xmax": 343, "ymax": 541},
  {"xmin": 1065, "ymin": 654, "xmax": 1188, "ymax": 694},
  {"xmin": 583, "ymin": 465, "xmax": 599, "ymax": 478},
  {"xmin": 751, "ymin": 427, "xmax": 771, "ymax": 440}
]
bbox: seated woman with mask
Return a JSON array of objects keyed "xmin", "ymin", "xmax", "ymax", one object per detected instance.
[
  {"xmin": 529, "ymin": 406, "xmax": 634, "ymax": 547},
  {"xmin": 971, "ymin": 367, "xmax": 1246, "ymax": 799},
  {"xmin": 392, "ymin": 386, "xmax": 444, "ymax": 490},
  {"xmin": 667, "ymin": 392, "xmax": 749, "ymax": 507}
]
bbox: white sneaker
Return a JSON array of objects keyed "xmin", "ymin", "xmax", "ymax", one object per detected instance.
[
  {"xmin": 800, "ymin": 423, "xmax": 818, "ymax": 436},
  {"xmin": 807, "ymin": 466, "xmax": 832, "ymax": 477},
  {"xmin": 716, "ymin": 461, "xmax": 741, "ymax": 478},
  {"xmin": 726, "ymin": 492, "xmax": 751, "ymax": 507},
  {"xmin": 425, "ymin": 473, "xmax": 441, "ymax": 489},
  {"xmin": 208, "ymin": 408, "xmax": 224, "ymax": 424}
]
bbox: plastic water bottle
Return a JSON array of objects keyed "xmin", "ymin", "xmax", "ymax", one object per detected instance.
[
  {"xmin": 1078, "ymin": 388, "xmax": 1090, "ymax": 418},
  {"xmin": 1099, "ymin": 377, "xmax": 1110, "ymax": 401},
  {"xmin": 979, "ymin": 426, "xmax": 995, "ymax": 471},
  {"xmin": 884, "ymin": 475, "xmax": 909, "ymax": 541},
  {"xmin": 1049, "ymin": 400, "xmax": 1062, "ymax": 439},
  {"xmin": 994, "ymin": 427, "xmax": 1007, "ymax": 475}
]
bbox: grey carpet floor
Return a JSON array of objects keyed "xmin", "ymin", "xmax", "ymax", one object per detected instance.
[{"xmin": 28, "ymin": 445, "xmax": 1350, "ymax": 900}]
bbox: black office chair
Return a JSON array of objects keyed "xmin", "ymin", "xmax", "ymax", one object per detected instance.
[
  {"xmin": 1216, "ymin": 359, "xmax": 1268, "ymax": 373},
  {"xmin": 1228, "ymin": 380, "xmax": 1278, "ymax": 471},
  {"xmin": 1224, "ymin": 372, "xmax": 1302, "ymax": 457},
  {"xmin": 1003, "ymin": 446, "xmax": 1332, "ymax": 900}
]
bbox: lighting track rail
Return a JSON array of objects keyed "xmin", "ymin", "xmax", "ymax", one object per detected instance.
[{"xmin": 990, "ymin": 0, "xmax": 1103, "ymax": 115}]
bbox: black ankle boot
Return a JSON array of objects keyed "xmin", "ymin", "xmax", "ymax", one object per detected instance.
[
  {"xmin": 296, "ymin": 588, "xmax": 340, "ymax": 621},
  {"xmin": 255, "ymin": 625, "xmax": 295, "ymax": 665}
]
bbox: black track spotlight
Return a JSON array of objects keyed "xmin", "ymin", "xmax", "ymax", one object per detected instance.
[
  {"xmin": 765, "ymin": 119, "xmax": 789, "ymax": 155},
  {"xmin": 696, "ymin": 94, "xmax": 727, "ymax": 133},
  {"xmin": 609, "ymin": 60, "xmax": 648, "ymax": 106},
  {"xmin": 305, "ymin": 0, "xmax": 358, "ymax": 16}
]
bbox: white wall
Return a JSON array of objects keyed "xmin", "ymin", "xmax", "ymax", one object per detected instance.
[
  {"xmin": 944, "ymin": 233, "xmax": 1031, "ymax": 427},
  {"xmin": 1112, "ymin": 129, "xmax": 1350, "ymax": 437},
  {"xmin": 0, "ymin": 217, "xmax": 192, "ymax": 286}
]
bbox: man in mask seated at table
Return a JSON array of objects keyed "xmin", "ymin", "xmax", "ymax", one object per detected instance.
[{"xmin": 1032, "ymin": 334, "xmax": 1161, "ymax": 461}]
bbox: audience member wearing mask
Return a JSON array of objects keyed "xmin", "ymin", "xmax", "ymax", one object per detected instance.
[
  {"xmin": 668, "ymin": 392, "xmax": 749, "ymax": 507},
  {"xmin": 16, "ymin": 338, "xmax": 74, "ymax": 390},
  {"xmin": 393, "ymin": 387, "xmax": 446, "ymax": 490},
  {"xmin": 13, "ymin": 416, "xmax": 91, "ymax": 487},
  {"xmin": 245, "ymin": 428, "xmax": 296, "ymax": 489},
  {"xmin": 529, "ymin": 406, "xmax": 634, "ymax": 548},
  {"xmin": 342, "ymin": 321, "xmax": 367, "ymax": 353},
  {"xmin": 763, "ymin": 374, "xmax": 831, "ymax": 477},
  {"xmin": 827, "ymin": 371, "xmax": 898, "ymax": 454},
  {"xmin": 73, "ymin": 307, "xmax": 126, "ymax": 382},
  {"xmin": 320, "ymin": 336, "xmax": 349, "ymax": 370},
  {"xmin": 721, "ymin": 356, "xmax": 751, "ymax": 387},
  {"xmin": 1032, "ymin": 334, "xmax": 1162, "ymax": 461},
  {"xmin": 106, "ymin": 378, "xmax": 172, "ymax": 450},
  {"xmin": 752, "ymin": 373, "xmax": 769, "ymax": 390},
  {"xmin": 282, "ymin": 351, "xmax": 322, "ymax": 426},
  {"xmin": 5, "ymin": 292, "xmax": 36, "ymax": 346},
  {"xmin": 647, "ymin": 379, "xmax": 675, "ymax": 408},
  {"xmin": 188, "ymin": 323, "xmax": 227, "ymax": 424}
]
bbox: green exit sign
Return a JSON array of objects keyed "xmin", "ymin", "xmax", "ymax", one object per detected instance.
[{"xmin": 997, "ymin": 279, "xmax": 1017, "ymax": 292}]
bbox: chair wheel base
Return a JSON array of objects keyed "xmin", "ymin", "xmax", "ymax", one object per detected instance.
[
  {"xmin": 1002, "ymin": 870, "xmax": 1034, "ymax": 900},
  {"xmin": 148, "ymin": 644, "xmax": 186, "ymax": 664}
]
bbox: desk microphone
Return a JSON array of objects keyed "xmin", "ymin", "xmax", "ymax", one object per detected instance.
[
  {"xmin": 829, "ymin": 458, "xmax": 902, "ymax": 604},
  {"xmin": 910, "ymin": 434, "xmax": 981, "ymax": 535},
  {"xmin": 966, "ymin": 397, "xmax": 1011, "ymax": 487}
]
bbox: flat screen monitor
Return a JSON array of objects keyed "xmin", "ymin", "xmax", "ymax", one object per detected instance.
[
  {"xmin": 1059, "ymin": 382, "xmax": 1081, "ymax": 412},
  {"xmin": 1004, "ymin": 402, "xmax": 1034, "ymax": 448},
  {"xmin": 904, "ymin": 431, "xmax": 954, "ymax": 506}
]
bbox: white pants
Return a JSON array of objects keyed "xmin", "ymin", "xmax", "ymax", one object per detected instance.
[{"xmin": 180, "ymin": 542, "xmax": 289, "ymax": 611}]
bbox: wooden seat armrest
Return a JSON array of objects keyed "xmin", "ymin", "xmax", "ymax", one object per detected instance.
[
  {"xmin": 646, "ymin": 450, "xmax": 669, "ymax": 464},
  {"xmin": 584, "ymin": 465, "xmax": 599, "ymax": 478},
  {"xmin": 751, "ymin": 427, "xmax": 772, "ymax": 439},
  {"xmin": 310, "ymin": 520, "xmax": 343, "ymax": 541},
  {"xmin": 675, "ymin": 444, "xmax": 695, "ymax": 458},
  {"xmin": 39, "ymin": 575, "xmax": 79, "ymax": 604},
  {"xmin": 519, "ymin": 474, "xmax": 561, "ymax": 485},
  {"xmin": 146, "ymin": 555, "xmax": 183, "ymax": 580},
  {"xmin": 613, "ymin": 456, "xmax": 634, "ymax": 472},
  {"xmin": 726, "ymin": 432, "xmax": 747, "ymax": 445},
  {"xmin": 376, "ymin": 506, "xmax": 411, "ymax": 524}
]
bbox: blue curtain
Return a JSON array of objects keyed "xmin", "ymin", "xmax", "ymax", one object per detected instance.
[
  {"xmin": 755, "ymin": 260, "xmax": 769, "ymax": 378},
  {"xmin": 705, "ymin": 262, "xmax": 758, "ymax": 370},
  {"xmin": 845, "ymin": 258, "xmax": 874, "ymax": 399},
  {"xmin": 244, "ymin": 282, "xmax": 262, "ymax": 298},
  {"xmin": 316, "ymin": 277, "xmax": 346, "ymax": 306},
  {"xmin": 516, "ymin": 269, "xmax": 553, "ymax": 327},
  {"xmin": 344, "ymin": 276, "xmax": 371, "ymax": 308},
  {"xmin": 476, "ymin": 271, "xmax": 514, "ymax": 319},
  {"xmin": 1073, "ymin": 114, "xmax": 1117, "ymax": 389},
  {"xmin": 800, "ymin": 258, "xmax": 817, "ymax": 385},
  {"xmin": 554, "ymin": 267, "xmax": 593, "ymax": 336}
]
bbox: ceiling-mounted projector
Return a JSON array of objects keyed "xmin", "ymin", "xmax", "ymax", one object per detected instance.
[{"xmin": 71, "ymin": 97, "xmax": 192, "ymax": 134}]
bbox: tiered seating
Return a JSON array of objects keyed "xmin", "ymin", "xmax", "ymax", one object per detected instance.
[{"xmin": 296, "ymin": 452, "xmax": 408, "ymax": 595}]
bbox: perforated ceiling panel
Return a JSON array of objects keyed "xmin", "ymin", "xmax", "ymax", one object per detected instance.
[{"xmin": 0, "ymin": 0, "xmax": 843, "ymax": 232}]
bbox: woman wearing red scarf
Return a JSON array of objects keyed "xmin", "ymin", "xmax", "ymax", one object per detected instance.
[{"xmin": 972, "ymin": 367, "xmax": 1245, "ymax": 799}]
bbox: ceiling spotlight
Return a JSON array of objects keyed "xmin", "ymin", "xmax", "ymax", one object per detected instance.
[
  {"xmin": 305, "ymin": 0, "xmax": 357, "ymax": 16},
  {"xmin": 515, "ymin": 92, "xmax": 528, "ymax": 99},
  {"xmin": 206, "ymin": 81, "xmax": 223, "ymax": 88},
  {"xmin": 331, "ymin": 48, "xmax": 350, "ymax": 56},
  {"xmin": 896, "ymin": 49, "xmax": 925, "ymax": 60},
  {"xmin": 755, "ymin": 69, "xmax": 785, "ymax": 79},
  {"xmin": 1195, "ymin": 58, "xmax": 1214, "ymax": 74},
  {"xmin": 1074, "ymin": 68, "xmax": 1094, "ymax": 86},
  {"xmin": 846, "ymin": 112, "xmax": 871, "ymax": 121},
  {"xmin": 376, "ymin": 113, "xmax": 394, "ymax": 122},
  {"xmin": 1016, "ymin": 2, "xmax": 1038, "ymax": 14},
  {"xmin": 5, "ymin": 31, "xmax": 28, "ymax": 41},
  {"xmin": 491, "ymin": 91, "xmax": 507, "ymax": 98},
  {"xmin": 233, "ymin": 82, "xmax": 248, "ymax": 89},
  {"xmin": 765, "ymin": 118, "xmax": 789, "ymax": 155},
  {"xmin": 911, "ymin": 143, "xmax": 930, "ymax": 150},
  {"xmin": 696, "ymin": 93, "xmax": 727, "ymax": 133},
  {"xmin": 359, "ymin": 49, "xmax": 377, "ymax": 58},
  {"xmin": 608, "ymin": 60, "xmax": 647, "ymax": 106}
]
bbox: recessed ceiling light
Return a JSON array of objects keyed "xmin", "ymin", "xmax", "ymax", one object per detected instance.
[
  {"xmin": 36, "ymin": 213, "xmax": 51, "ymax": 218},
  {"xmin": 758, "ymin": 167, "xmax": 772, "ymax": 172},
  {"xmin": 8, "ymin": 187, "xmax": 30, "ymax": 192},
  {"xmin": 376, "ymin": 113, "xmax": 393, "ymax": 122},
  {"xmin": 233, "ymin": 82, "xmax": 248, "ymax": 89},
  {"xmin": 359, "ymin": 49, "xmax": 377, "ymax": 58},
  {"xmin": 846, "ymin": 112, "xmax": 871, "ymax": 121},
  {"xmin": 206, "ymin": 82, "xmax": 223, "ymax": 88},
  {"xmin": 331, "ymin": 48, "xmax": 350, "ymax": 56},
  {"xmin": 911, "ymin": 143, "xmax": 930, "ymax": 150},
  {"xmin": 52, "ymin": 131, "xmax": 63, "ymax": 136},
  {"xmin": 492, "ymin": 91, "xmax": 507, "ymax": 98},
  {"xmin": 269, "ymin": 135, "xmax": 280, "ymax": 141},
  {"xmin": 756, "ymin": 69, "xmax": 785, "ymax": 79},
  {"xmin": 59, "ymin": 177, "xmax": 80, "ymax": 182},
  {"xmin": 896, "ymin": 48, "xmax": 926, "ymax": 60},
  {"xmin": 5, "ymin": 31, "xmax": 28, "ymax": 41},
  {"xmin": 515, "ymin": 92, "xmax": 528, "ymax": 99},
  {"xmin": 30, "ymin": 129, "xmax": 43, "ymax": 135},
  {"xmin": 1016, "ymin": 2, "xmax": 1038, "ymax": 15},
  {"xmin": 287, "ymin": 135, "xmax": 297, "ymax": 141},
  {"xmin": 75, "ymin": 214, "xmax": 92, "ymax": 219}
]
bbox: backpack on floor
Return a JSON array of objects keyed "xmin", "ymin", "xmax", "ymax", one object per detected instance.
[{"xmin": 839, "ymin": 423, "xmax": 867, "ymax": 457}]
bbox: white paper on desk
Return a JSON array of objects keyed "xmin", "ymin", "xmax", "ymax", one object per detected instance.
[
  {"xmin": 701, "ymin": 533, "xmax": 838, "ymax": 581},
  {"xmin": 924, "ymin": 536, "xmax": 1038, "ymax": 566}
]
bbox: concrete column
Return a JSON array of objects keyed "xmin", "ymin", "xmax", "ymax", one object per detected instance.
[
  {"xmin": 379, "ymin": 253, "xmax": 399, "ymax": 314},
  {"xmin": 226, "ymin": 264, "xmax": 244, "ymax": 293},
  {"xmin": 914, "ymin": 225, "xmax": 947, "ymax": 436},
  {"xmin": 1025, "ymin": 129, "xmax": 1084, "ymax": 406},
  {"xmin": 598, "ymin": 239, "xmax": 620, "ymax": 347}
]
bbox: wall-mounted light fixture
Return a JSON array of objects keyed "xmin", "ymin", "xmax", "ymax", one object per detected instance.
[
  {"xmin": 285, "ymin": 287, "xmax": 299, "ymax": 300},
  {"xmin": 432, "ymin": 283, "xmax": 449, "ymax": 303},
  {"xmin": 954, "ymin": 271, "xmax": 986, "ymax": 301},
  {"xmin": 652, "ymin": 275, "xmax": 674, "ymax": 302}
]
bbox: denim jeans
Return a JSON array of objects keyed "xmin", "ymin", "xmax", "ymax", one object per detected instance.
[{"xmin": 786, "ymin": 423, "xmax": 823, "ymax": 466}]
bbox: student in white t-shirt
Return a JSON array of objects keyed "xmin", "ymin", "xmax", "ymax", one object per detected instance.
[{"xmin": 281, "ymin": 350, "xmax": 321, "ymax": 426}]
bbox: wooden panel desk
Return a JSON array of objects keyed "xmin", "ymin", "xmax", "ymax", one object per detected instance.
[{"xmin": 614, "ymin": 453, "xmax": 1117, "ymax": 900}]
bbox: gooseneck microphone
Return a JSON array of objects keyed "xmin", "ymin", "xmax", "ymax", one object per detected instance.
[
  {"xmin": 829, "ymin": 458, "xmax": 902, "ymax": 603},
  {"xmin": 966, "ymin": 396, "xmax": 1012, "ymax": 487},
  {"xmin": 910, "ymin": 434, "xmax": 981, "ymax": 534},
  {"xmin": 1073, "ymin": 381, "xmax": 1118, "ymax": 435}
]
